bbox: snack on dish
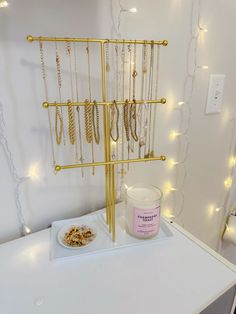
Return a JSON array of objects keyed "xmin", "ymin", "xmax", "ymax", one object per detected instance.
[{"xmin": 63, "ymin": 225, "xmax": 96, "ymax": 247}]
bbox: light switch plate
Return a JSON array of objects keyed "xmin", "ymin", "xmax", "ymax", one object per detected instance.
[{"xmin": 205, "ymin": 74, "xmax": 225, "ymax": 114}]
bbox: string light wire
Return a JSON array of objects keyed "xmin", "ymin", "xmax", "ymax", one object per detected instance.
[{"xmin": 0, "ymin": 103, "xmax": 31, "ymax": 235}]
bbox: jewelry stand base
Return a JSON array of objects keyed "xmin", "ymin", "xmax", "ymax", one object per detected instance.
[{"xmin": 51, "ymin": 203, "xmax": 173, "ymax": 261}]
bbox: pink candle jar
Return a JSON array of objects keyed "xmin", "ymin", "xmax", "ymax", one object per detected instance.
[{"xmin": 125, "ymin": 184, "xmax": 162, "ymax": 239}]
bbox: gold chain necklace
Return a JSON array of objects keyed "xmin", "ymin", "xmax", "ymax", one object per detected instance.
[
  {"xmin": 73, "ymin": 42, "xmax": 84, "ymax": 177},
  {"xmin": 130, "ymin": 99, "xmax": 138, "ymax": 141},
  {"xmin": 151, "ymin": 45, "xmax": 161, "ymax": 154},
  {"xmin": 92, "ymin": 100, "xmax": 100, "ymax": 144},
  {"xmin": 39, "ymin": 40, "xmax": 56, "ymax": 166},
  {"xmin": 138, "ymin": 42, "xmax": 147, "ymax": 157},
  {"xmin": 110, "ymin": 100, "xmax": 119, "ymax": 142},
  {"xmin": 86, "ymin": 41, "xmax": 96, "ymax": 174},
  {"xmin": 84, "ymin": 99, "xmax": 92, "ymax": 143},
  {"xmin": 67, "ymin": 99, "xmax": 76, "ymax": 145},
  {"xmin": 55, "ymin": 42, "xmax": 65, "ymax": 145},
  {"xmin": 66, "ymin": 42, "xmax": 76, "ymax": 147},
  {"xmin": 123, "ymin": 99, "xmax": 130, "ymax": 142}
]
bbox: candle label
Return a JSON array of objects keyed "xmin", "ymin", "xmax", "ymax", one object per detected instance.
[{"xmin": 133, "ymin": 206, "xmax": 160, "ymax": 236}]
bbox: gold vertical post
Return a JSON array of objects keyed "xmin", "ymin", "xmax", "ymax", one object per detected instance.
[{"xmin": 100, "ymin": 41, "xmax": 112, "ymax": 233}]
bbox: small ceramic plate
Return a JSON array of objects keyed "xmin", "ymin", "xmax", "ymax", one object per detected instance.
[{"xmin": 57, "ymin": 224, "xmax": 96, "ymax": 250}]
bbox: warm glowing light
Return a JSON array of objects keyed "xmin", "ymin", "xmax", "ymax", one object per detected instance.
[
  {"xmin": 164, "ymin": 182, "xmax": 176, "ymax": 195},
  {"xmin": 163, "ymin": 208, "xmax": 175, "ymax": 219},
  {"xmin": 224, "ymin": 176, "xmax": 233, "ymax": 189},
  {"xmin": 178, "ymin": 101, "xmax": 185, "ymax": 106},
  {"xmin": 169, "ymin": 130, "xmax": 181, "ymax": 140},
  {"xmin": 229, "ymin": 156, "xmax": 236, "ymax": 168},
  {"xmin": 168, "ymin": 158, "xmax": 179, "ymax": 169},
  {"xmin": 200, "ymin": 27, "xmax": 208, "ymax": 33},
  {"xmin": 215, "ymin": 207, "xmax": 223, "ymax": 213},
  {"xmin": 28, "ymin": 163, "xmax": 40, "ymax": 181},
  {"xmin": 0, "ymin": 0, "xmax": 8, "ymax": 8},
  {"xmin": 23, "ymin": 225, "xmax": 31, "ymax": 235},
  {"xmin": 111, "ymin": 141, "xmax": 117, "ymax": 147},
  {"xmin": 129, "ymin": 7, "xmax": 137, "ymax": 13},
  {"xmin": 198, "ymin": 65, "xmax": 209, "ymax": 70}
]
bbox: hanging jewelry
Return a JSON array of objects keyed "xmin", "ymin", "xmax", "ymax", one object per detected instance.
[
  {"xmin": 73, "ymin": 42, "xmax": 84, "ymax": 177},
  {"xmin": 110, "ymin": 100, "xmax": 120, "ymax": 142},
  {"xmin": 67, "ymin": 99, "xmax": 76, "ymax": 145},
  {"xmin": 123, "ymin": 99, "xmax": 130, "ymax": 142},
  {"xmin": 39, "ymin": 40, "xmax": 56, "ymax": 166},
  {"xmin": 144, "ymin": 42, "xmax": 155, "ymax": 158},
  {"xmin": 66, "ymin": 42, "xmax": 78, "ymax": 155},
  {"xmin": 55, "ymin": 42, "xmax": 66, "ymax": 145},
  {"xmin": 130, "ymin": 99, "xmax": 138, "ymax": 142},
  {"xmin": 105, "ymin": 41, "xmax": 110, "ymax": 72},
  {"xmin": 151, "ymin": 45, "xmax": 161, "ymax": 155},
  {"xmin": 84, "ymin": 99, "xmax": 92, "ymax": 143},
  {"xmin": 138, "ymin": 42, "xmax": 147, "ymax": 157},
  {"xmin": 92, "ymin": 100, "xmax": 100, "ymax": 144},
  {"xmin": 86, "ymin": 41, "xmax": 95, "ymax": 174},
  {"xmin": 55, "ymin": 102, "xmax": 63, "ymax": 145}
]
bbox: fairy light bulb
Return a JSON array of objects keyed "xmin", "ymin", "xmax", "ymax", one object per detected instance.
[
  {"xmin": 163, "ymin": 208, "xmax": 175, "ymax": 219},
  {"xmin": 224, "ymin": 176, "xmax": 233, "ymax": 189},
  {"xmin": 169, "ymin": 130, "xmax": 181, "ymax": 141},
  {"xmin": 164, "ymin": 182, "xmax": 176, "ymax": 195},
  {"xmin": 215, "ymin": 206, "xmax": 224, "ymax": 213},
  {"xmin": 178, "ymin": 101, "xmax": 184, "ymax": 106},
  {"xmin": 0, "ymin": 0, "xmax": 8, "ymax": 8},
  {"xmin": 229, "ymin": 156, "xmax": 236, "ymax": 168},
  {"xmin": 23, "ymin": 225, "xmax": 31, "ymax": 235},
  {"xmin": 129, "ymin": 7, "xmax": 137, "ymax": 13},
  {"xmin": 168, "ymin": 158, "xmax": 179, "ymax": 169},
  {"xmin": 198, "ymin": 65, "xmax": 209, "ymax": 70},
  {"xmin": 200, "ymin": 27, "xmax": 208, "ymax": 33},
  {"xmin": 28, "ymin": 163, "xmax": 40, "ymax": 181}
]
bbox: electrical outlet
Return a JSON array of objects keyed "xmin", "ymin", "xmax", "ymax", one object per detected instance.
[{"xmin": 205, "ymin": 74, "xmax": 225, "ymax": 114}]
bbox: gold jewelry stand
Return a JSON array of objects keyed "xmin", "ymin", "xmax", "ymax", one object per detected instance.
[{"xmin": 27, "ymin": 35, "xmax": 168, "ymax": 242}]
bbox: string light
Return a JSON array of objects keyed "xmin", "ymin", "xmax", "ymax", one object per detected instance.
[
  {"xmin": 198, "ymin": 65, "xmax": 209, "ymax": 69},
  {"xmin": 28, "ymin": 162, "xmax": 41, "ymax": 181},
  {"xmin": 169, "ymin": 130, "xmax": 181, "ymax": 140},
  {"xmin": 0, "ymin": 0, "xmax": 8, "ymax": 8},
  {"xmin": 168, "ymin": 158, "xmax": 179, "ymax": 169},
  {"xmin": 224, "ymin": 176, "xmax": 233, "ymax": 189},
  {"xmin": 0, "ymin": 102, "xmax": 31, "ymax": 236},
  {"xmin": 164, "ymin": 181, "xmax": 177, "ymax": 195},
  {"xmin": 128, "ymin": 7, "xmax": 137, "ymax": 13},
  {"xmin": 200, "ymin": 27, "xmax": 208, "ymax": 33},
  {"xmin": 178, "ymin": 101, "xmax": 185, "ymax": 106},
  {"xmin": 229, "ymin": 156, "xmax": 236, "ymax": 168}
]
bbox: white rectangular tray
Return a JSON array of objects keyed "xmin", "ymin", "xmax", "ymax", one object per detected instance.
[{"xmin": 51, "ymin": 207, "xmax": 173, "ymax": 261}]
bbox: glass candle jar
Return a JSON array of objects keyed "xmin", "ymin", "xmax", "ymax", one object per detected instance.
[{"xmin": 125, "ymin": 184, "xmax": 162, "ymax": 239}]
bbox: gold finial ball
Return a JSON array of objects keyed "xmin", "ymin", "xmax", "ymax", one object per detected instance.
[
  {"xmin": 161, "ymin": 155, "xmax": 166, "ymax": 161},
  {"xmin": 162, "ymin": 40, "xmax": 168, "ymax": 46},
  {"xmin": 27, "ymin": 35, "xmax": 33, "ymax": 42},
  {"xmin": 161, "ymin": 98, "xmax": 167, "ymax": 104},
  {"xmin": 42, "ymin": 102, "xmax": 49, "ymax": 108},
  {"xmin": 55, "ymin": 165, "xmax": 62, "ymax": 172}
]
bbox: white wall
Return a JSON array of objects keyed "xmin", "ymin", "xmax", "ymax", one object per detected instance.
[{"xmin": 0, "ymin": 0, "xmax": 236, "ymax": 260}]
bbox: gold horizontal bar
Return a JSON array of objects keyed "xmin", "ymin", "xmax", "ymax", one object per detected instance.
[
  {"xmin": 27, "ymin": 35, "xmax": 168, "ymax": 46},
  {"xmin": 43, "ymin": 98, "xmax": 166, "ymax": 108},
  {"xmin": 55, "ymin": 156, "xmax": 166, "ymax": 172}
]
